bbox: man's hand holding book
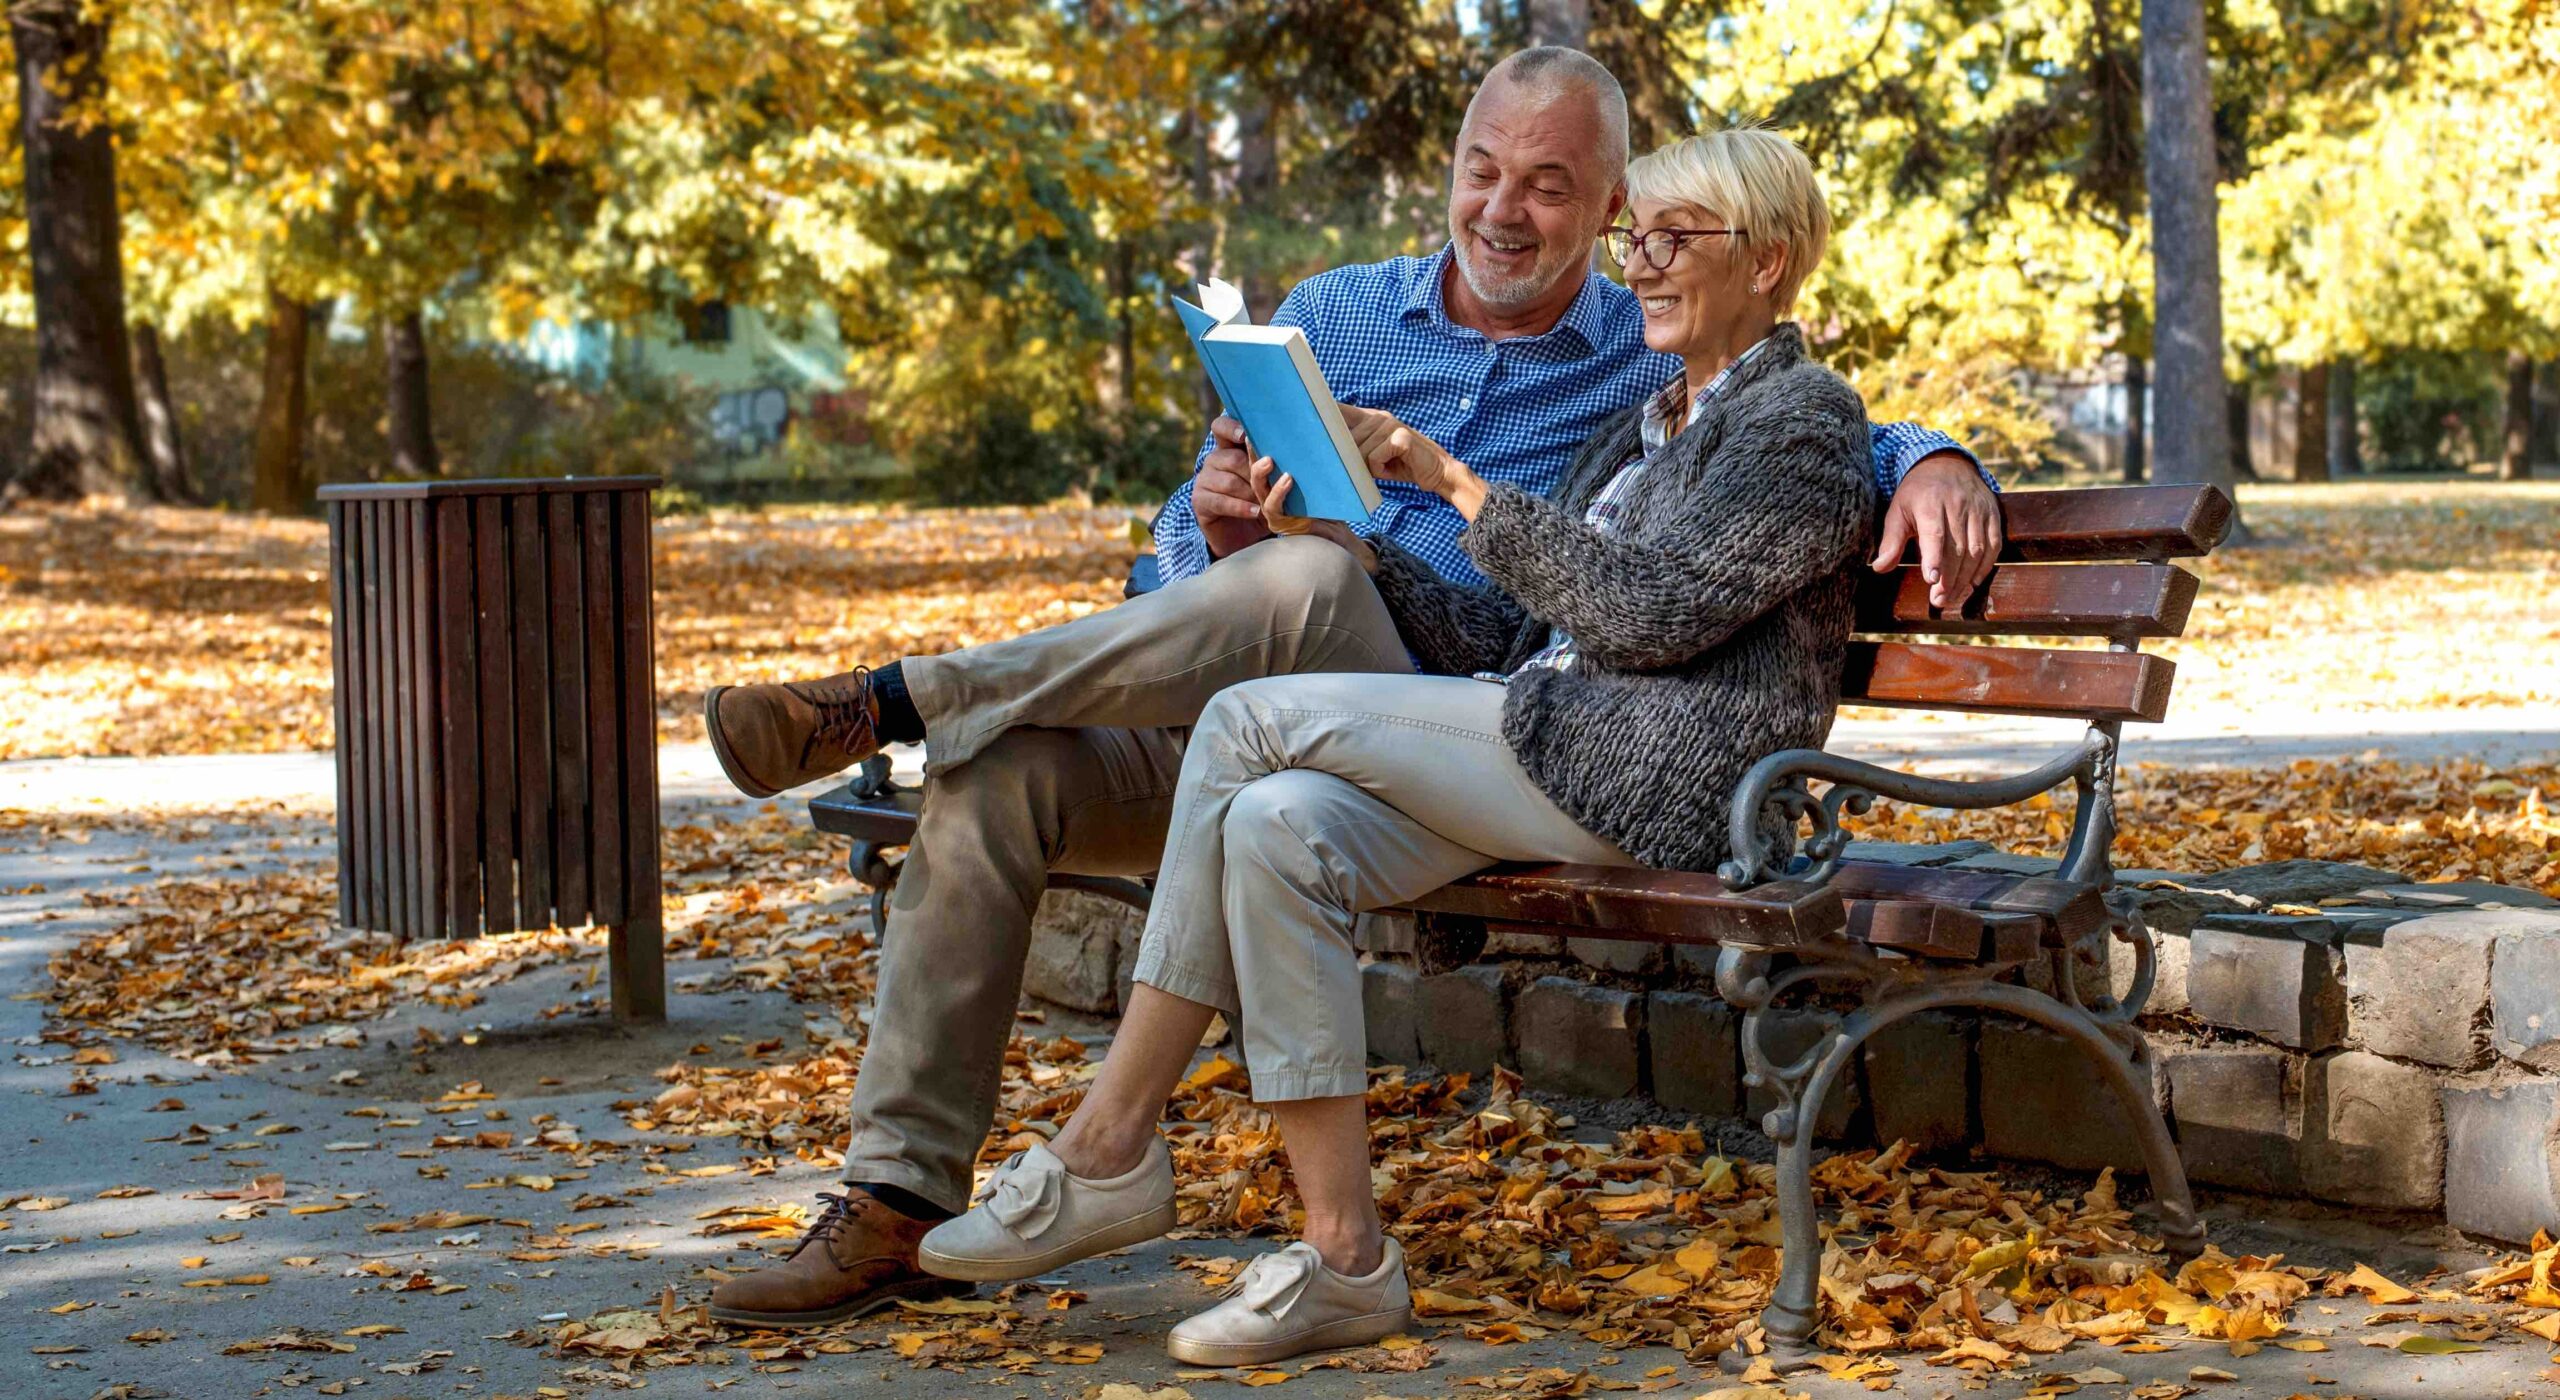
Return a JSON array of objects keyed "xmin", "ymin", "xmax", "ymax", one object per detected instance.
[{"xmin": 1192, "ymin": 414, "xmax": 1274, "ymax": 560}]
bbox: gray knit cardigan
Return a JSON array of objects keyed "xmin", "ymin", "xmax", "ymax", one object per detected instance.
[{"xmin": 1370, "ymin": 322, "xmax": 1876, "ymax": 872}]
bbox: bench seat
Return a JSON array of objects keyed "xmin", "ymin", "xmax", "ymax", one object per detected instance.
[{"xmin": 808, "ymin": 782, "xmax": 2089, "ymax": 965}]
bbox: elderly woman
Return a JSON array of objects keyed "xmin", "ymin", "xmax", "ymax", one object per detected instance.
[{"xmin": 915, "ymin": 126, "xmax": 1875, "ymax": 1366}]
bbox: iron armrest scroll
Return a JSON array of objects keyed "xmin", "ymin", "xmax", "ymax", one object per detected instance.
[{"xmin": 1720, "ymin": 730, "xmax": 2116, "ymax": 889}]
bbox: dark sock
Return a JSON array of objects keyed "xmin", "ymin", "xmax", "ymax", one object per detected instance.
[
  {"xmin": 854, "ymin": 1180, "xmax": 952, "ymax": 1221},
  {"xmin": 872, "ymin": 661, "xmax": 923, "ymax": 744}
]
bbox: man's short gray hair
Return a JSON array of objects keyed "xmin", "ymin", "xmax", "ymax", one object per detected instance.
[{"xmin": 1468, "ymin": 46, "xmax": 1631, "ymax": 184}]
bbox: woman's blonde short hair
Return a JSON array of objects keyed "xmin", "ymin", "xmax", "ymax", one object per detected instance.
[{"xmin": 1624, "ymin": 126, "xmax": 1831, "ymax": 312}]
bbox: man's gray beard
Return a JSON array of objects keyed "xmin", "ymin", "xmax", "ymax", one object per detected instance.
[{"xmin": 1451, "ymin": 231, "xmax": 1578, "ymax": 312}]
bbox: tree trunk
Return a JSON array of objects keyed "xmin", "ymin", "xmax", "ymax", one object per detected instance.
[
  {"xmin": 2139, "ymin": 0, "xmax": 2240, "ymax": 528},
  {"xmin": 1107, "ymin": 240, "xmax": 1136, "ymax": 414},
  {"xmin": 2122, "ymin": 355, "xmax": 2147, "ymax": 482},
  {"xmin": 1526, "ymin": 0, "xmax": 1593, "ymax": 47},
  {"xmin": 1234, "ymin": 90, "xmax": 1282, "ymax": 324},
  {"xmin": 2503, "ymin": 348, "xmax": 2534, "ymax": 481},
  {"xmin": 131, "ymin": 322, "xmax": 193, "ymax": 503},
  {"xmin": 384, "ymin": 310, "xmax": 439, "ymax": 478},
  {"xmin": 250, "ymin": 292, "xmax": 318, "ymax": 514},
  {"xmin": 1185, "ymin": 106, "xmax": 1221, "ymax": 425},
  {"xmin": 2293, "ymin": 363, "xmax": 2330, "ymax": 482},
  {"xmin": 6, "ymin": 0, "xmax": 149, "ymax": 504},
  {"xmin": 2226, "ymin": 381, "xmax": 2257, "ymax": 480},
  {"xmin": 2536, "ymin": 360, "xmax": 2559, "ymax": 468},
  {"xmin": 2325, "ymin": 359, "xmax": 2360, "ymax": 478}
]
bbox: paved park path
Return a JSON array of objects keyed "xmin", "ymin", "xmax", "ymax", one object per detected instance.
[
  {"xmin": 8, "ymin": 701, "xmax": 2556, "ymax": 815},
  {"xmin": 6, "ymin": 709, "xmax": 2559, "ymax": 1399}
]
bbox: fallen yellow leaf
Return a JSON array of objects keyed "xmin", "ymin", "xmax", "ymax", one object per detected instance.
[{"xmin": 2344, "ymin": 1263, "xmax": 2417, "ymax": 1304}]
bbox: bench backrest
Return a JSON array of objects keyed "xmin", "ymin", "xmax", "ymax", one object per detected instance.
[
  {"xmin": 1132, "ymin": 485, "xmax": 2233, "ymax": 726},
  {"xmin": 1846, "ymin": 484, "xmax": 2232, "ymax": 724}
]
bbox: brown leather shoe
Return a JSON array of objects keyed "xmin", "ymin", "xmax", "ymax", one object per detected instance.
[
  {"xmin": 708, "ymin": 1188, "xmax": 966, "ymax": 1329},
  {"xmin": 703, "ymin": 668, "xmax": 883, "ymax": 799}
]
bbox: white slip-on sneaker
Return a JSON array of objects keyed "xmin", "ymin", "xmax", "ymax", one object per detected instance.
[
  {"xmin": 1166, "ymin": 1236, "xmax": 1412, "ymax": 1368},
  {"xmin": 916, "ymin": 1138, "xmax": 1176, "ymax": 1283}
]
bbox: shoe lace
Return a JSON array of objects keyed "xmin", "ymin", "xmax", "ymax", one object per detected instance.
[
  {"xmin": 787, "ymin": 1191, "xmax": 860, "ymax": 1261},
  {"xmin": 793, "ymin": 666, "xmax": 876, "ymax": 762}
]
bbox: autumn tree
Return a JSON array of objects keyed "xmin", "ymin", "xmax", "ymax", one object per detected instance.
[
  {"xmin": 2221, "ymin": 0, "xmax": 2559, "ymax": 480},
  {"xmin": 7, "ymin": 0, "xmax": 151, "ymax": 503}
]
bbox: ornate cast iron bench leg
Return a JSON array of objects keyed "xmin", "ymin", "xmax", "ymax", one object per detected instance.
[
  {"xmin": 1709, "ymin": 904, "xmax": 2207, "ymax": 1374},
  {"xmin": 1714, "ymin": 732, "xmax": 2206, "ymax": 1374}
]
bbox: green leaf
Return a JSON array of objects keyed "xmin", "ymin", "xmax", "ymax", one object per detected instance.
[{"xmin": 2396, "ymin": 1335, "xmax": 2485, "ymax": 1354}]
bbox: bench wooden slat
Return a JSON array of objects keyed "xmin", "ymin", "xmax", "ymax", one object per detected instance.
[
  {"xmin": 1857, "ymin": 563, "xmax": 2198, "ymax": 639},
  {"xmin": 807, "ymin": 788, "xmax": 2115, "ymax": 954},
  {"xmin": 1844, "ymin": 641, "xmax": 2175, "ymax": 723},
  {"xmin": 1978, "ymin": 484, "xmax": 2232, "ymax": 562},
  {"xmin": 1849, "ymin": 899, "xmax": 1984, "ymax": 958},
  {"xmin": 1986, "ymin": 912, "xmax": 2046, "ymax": 964},
  {"xmin": 1395, "ymin": 864, "xmax": 1845, "ymax": 947},
  {"xmin": 1826, "ymin": 859, "xmax": 2109, "ymax": 944}
]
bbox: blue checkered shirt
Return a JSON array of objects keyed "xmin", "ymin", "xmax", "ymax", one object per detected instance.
[{"xmin": 1151, "ymin": 244, "xmax": 1987, "ymax": 588}]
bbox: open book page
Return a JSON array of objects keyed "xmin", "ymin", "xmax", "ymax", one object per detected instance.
[{"xmin": 1170, "ymin": 279, "xmax": 1249, "ymax": 411}]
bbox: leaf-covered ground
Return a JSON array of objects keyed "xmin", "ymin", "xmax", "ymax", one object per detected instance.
[
  {"xmin": 2, "ymin": 481, "xmax": 2554, "ymax": 761},
  {"xmin": 2159, "ymin": 481, "xmax": 2560, "ymax": 714},
  {"xmin": 26, "ymin": 802, "xmax": 2560, "ymax": 1393},
  {"xmin": 1847, "ymin": 756, "xmax": 2560, "ymax": 897}
]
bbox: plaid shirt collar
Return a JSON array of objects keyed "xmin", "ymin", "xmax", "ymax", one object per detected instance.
[
  {"xmin": 1638, "ymin": 330, "xmax": 1783, "ymax": 457},
  {"xmin": 1401, "ymin": 242, "xmax": 1619, "ymax": 355}
]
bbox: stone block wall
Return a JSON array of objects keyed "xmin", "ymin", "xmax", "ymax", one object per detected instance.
[
  {"xmin": 1336, "ymin": 849, "xmax": 2560, "ymax": 1245},
  {"xmin": 1010, "ymin": 850, "xmax": 2560, "ymax": 1244}
]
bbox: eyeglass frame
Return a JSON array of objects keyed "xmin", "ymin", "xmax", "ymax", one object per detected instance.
[{"xmin": 1600, "ymin": 224, "xmax": 1746, "ymax": 270}]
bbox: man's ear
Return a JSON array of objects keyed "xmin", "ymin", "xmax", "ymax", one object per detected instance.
[{"xmin": 1601, "ymin": 181, "xmax": 1628, "ymax": 227}]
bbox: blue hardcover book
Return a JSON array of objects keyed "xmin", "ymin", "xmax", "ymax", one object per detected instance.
[{"xmin": 1171, "ymin": 281, "xmax": 1383, "ymax": 524}]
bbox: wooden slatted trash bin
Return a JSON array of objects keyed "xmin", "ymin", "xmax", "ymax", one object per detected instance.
[{"xmin": 317, "ymin": 476, "xmax": 666, "ymax": 1024}]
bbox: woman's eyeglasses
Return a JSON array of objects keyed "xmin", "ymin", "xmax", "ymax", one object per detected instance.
[{"xmin": 1601, "ymin": 225, "xmax": 1744, "ymax": 270}]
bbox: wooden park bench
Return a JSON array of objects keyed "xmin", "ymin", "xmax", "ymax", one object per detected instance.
[{"xmin": 809, "ymin": 482, "xmax": 2232, "ymax": 1369}]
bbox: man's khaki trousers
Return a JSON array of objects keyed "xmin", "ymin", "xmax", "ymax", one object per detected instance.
[{"xmin": 839, "ymin": 537, "xmax": 1411, "ymax": 1213}]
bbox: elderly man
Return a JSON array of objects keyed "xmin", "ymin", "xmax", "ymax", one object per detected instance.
[{"xmin": 697, "ymin": 47, "xmax": 2001, "ymax": 1330}]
